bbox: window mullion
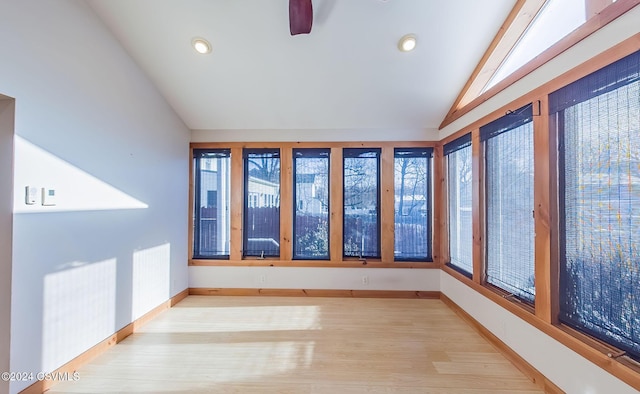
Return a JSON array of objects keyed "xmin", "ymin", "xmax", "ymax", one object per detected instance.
[
  {"xmin": 230, "ymin": 147, "xmax": 243, "ymax": 261},
  {"xmin": 472, "ymin": 129, "xmax": 484, "ymax": 284},
  {"xmin": 380, "ymin": 147, "xmax": 395, "ymax": 263},
  {"xmin": 533, "ymin": 96, "xmax": 554, "ymax": 323},
  {"xmin": 330, "ymin": 147, "xmax": 343, "ymax": 262},
  {"xmin": 280, "ymin": 147, "xmax": 293, "ymax": 261}
]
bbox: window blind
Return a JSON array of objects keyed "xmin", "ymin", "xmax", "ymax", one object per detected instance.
[
  {"xmin": 193, "ymin": 149, "xmax": 231, "ymax": 259},
  {"xmin": 293, "ymin": 149, "xmax": 330, "ymax": 259},
  {"xmin": 480, "ymin": 103, "xmax": 533, "ymax": 141},
  {"xmin": 482, "ymin": 104, "xmax": 535, "ymax": 302},
  {"xmin": 443, "ymin": 133, "xmax": 472, "ymax": 156},
  {"xmin": 243, "ymin": 149, "xmax": 281, "ymax": 257},
  {"xmin": 343, "ymin": 148, "xmax": 381, "ymax": 258},
  {"xmin": 394, "ymin": 148, "xmax": 433, "ymax": 261},
  {"xmin": 445, "ymin": 135, "xmax": 473, "ymax": 275},
  {"xmin": 552, "ymin": 49, "xmax": 640, "ymax": 359}
]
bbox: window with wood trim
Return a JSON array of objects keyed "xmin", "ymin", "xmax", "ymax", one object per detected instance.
[
  {"xmin": 484, "ymin": 0, "xmax": 592, "ymax": 93},
  {"xmin": 293, "ymin": 149, "xmax": 330, "ymax": 260},
  {"xmin": 482, "ymin": 103, "xmax": 535, "ymax": 302},
  {"xmin": 190, "ymin": 142, "xmax": 436, "ymax": 265},
  {"xmin": 193, "ymin": 149, "xmax": 231, "ymax": 259},
  {"xmin": 551, "ymin": 49, "xmax": 640, "ymax": 360},
  {"xmin": 343, "ymin": 148, "xmax": 381, "ymax": 259},
  {"xmin": 441, "ymin": 0, "xmax": 630, "ymax": 130},
  {"xmin": 243, "ymin": 149, "xmax": 281, "ymax": 257},
  {"xmin": 394, "ymin": 148, "xmax": 433, "ymax": 261},
  {"xmin": 444, "ymin": 134, "xmax": 473, "ymax": 275}
]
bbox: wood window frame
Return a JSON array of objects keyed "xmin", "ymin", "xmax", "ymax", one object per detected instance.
[
  {"xmin": 440, "ymin": 33, "xmax": 640, "ymax": 390},
  {"xmin": 189, "ymin": 141, "xmax": 438, "ymax": 269},
  {"xmin": 440, "ymin": 0, "xmax": 639, "ymax": 130}
]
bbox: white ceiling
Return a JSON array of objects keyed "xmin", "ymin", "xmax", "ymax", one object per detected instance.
[{"xmin": 88, "ymin": 0, "xmax": 516, "ymax": 131}]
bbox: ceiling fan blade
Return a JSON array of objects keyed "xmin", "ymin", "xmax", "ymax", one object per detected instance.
[{"xmin": 289, "ymin": 0, "xmax": 313, "ymax": 35}]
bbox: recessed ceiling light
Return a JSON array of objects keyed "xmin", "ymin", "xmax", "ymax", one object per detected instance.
[
  {"xmin": 398, "ymin": 34, "xmax": 417, "ymax": 52},
  {"xmin": 192, "ymin": 37, "xmax": 212, "ymax": 54}
]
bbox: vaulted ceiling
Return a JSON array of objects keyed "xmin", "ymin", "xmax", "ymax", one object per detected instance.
[{"xmin": 89, "ymin": 0, "xmax": 517, "ymax": 131}]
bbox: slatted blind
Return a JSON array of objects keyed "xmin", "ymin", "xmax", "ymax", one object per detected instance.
[
  {"xmin": 482, "ymin": 104, "xmax": 535, "ymax": 302},
  {"xmin": 444, "ymin": 134, "xmax": 473, "ymax": 275},
  {"xmin": 343, "ymin": 148, "xmax": 381, "ymax": 258},
  {"xmin": 193, "ymin": 149, "xmax": 231, "ymax": 259},
  {"xmin": 293, "ymin": 149, "xmax": 330, "ymax": 259},
  {"xmin": 243, "ymin": 149, "xmax": 281, "ymax": 257},
  {"xmin": 394, "ymin": 148, "xmax": 433, "ymax": 261},
  {"xmin": 552, "ymin": 49, "xmax": 640, "ymax": 359}
]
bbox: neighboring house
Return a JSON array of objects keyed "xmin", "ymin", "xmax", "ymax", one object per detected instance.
[
  {"xmin": 295, "ymin": 173, "xmax": 327, "ymax": 216},
  {"xmin": 247, "ymin": 176, "xmax": 279, "ymax": 208}
]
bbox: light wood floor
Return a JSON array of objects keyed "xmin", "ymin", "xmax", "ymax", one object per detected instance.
[{"xmin": 49, "ymin": 296, "xmax": 544, "ymax": 393}]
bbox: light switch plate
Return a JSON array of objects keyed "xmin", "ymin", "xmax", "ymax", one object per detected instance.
[
  {"xmin": 41, "ymin": 187, "xmax": 57, "ymax": 206},
  {"xmin": 25, "ymin": 186, "xmax": 38, "ymax": 205}
]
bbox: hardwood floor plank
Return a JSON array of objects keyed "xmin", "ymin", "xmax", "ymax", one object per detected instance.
[{"xmin": 48, "ymin": 296, "xmax": 545, "ymax": 393}]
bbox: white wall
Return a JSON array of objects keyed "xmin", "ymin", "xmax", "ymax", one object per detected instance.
[
  {"xmin": 191, "ymin": 124, "xmax": 441, "ymax": 293},
  {"xmin": 0, "ymin": 1, "xmax": 190, "ymax": 393},
  {"xmin": 0, "ymin": 97, "xmax": 15, "ymax": 394},
  {"xmin": 192, "ymin": 127, "xmax": 440, "ymax": 142},
  {"xmin": 190, "ymin": 266, "xmax": 440, "ymax": 292},
  {"xmin": 438, "ymin": 5, "xmax": 640, "ymax": 393},
  {"xmin": 441, "ymin": 272, "xmax": 638, "ymax": 393}
]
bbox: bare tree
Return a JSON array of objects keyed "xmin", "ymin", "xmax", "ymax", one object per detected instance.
[
  {"xmin": 344, "ymin": 157, "xmax": 377, "ymax": 209},
  {"xmin": 395, "ymin": 157, "xmax": 428, "ymax": 216},
  {"xmin": 248, "ymin": 154, "xmax": 280, "ymax": 183}
]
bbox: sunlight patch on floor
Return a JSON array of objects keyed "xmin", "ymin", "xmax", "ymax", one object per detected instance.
[{"xmin": 141, "ymin": 304, "xmax": 322, "ymax": 333}]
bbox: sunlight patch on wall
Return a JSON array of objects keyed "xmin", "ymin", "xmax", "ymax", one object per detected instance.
[
  {"xmin": 132, "ymin": 243, "xmax": 171, "ymax": 320},
  {"xmin": 13, "ymin": 136, "xmax": 147, "ymax": 213},
  {"xmin": 42, "ymin": 258, "xmax": 116, "ymax": 372}
]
